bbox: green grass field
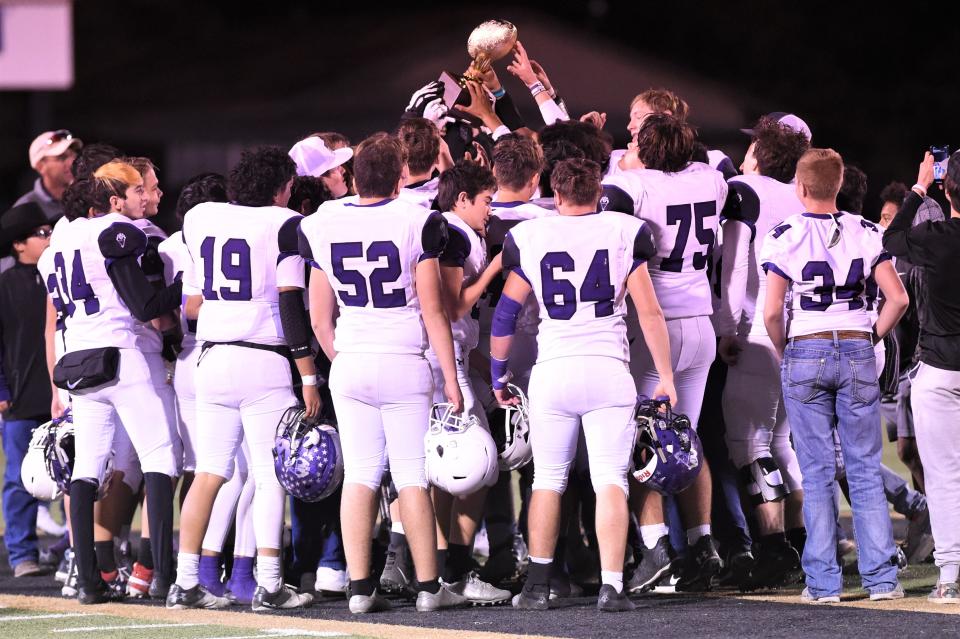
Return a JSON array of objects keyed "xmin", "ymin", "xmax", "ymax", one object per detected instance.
[{"xmin": 0, "ymin": 607, "xmax": 373, "ymax": 639}]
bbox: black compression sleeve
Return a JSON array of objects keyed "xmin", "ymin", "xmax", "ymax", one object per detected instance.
[
  {"xmin": 494, "ymin": 92, "xmax": 526, "ymax": 131},
  {"xmin": 107, "ymin": 256, "xmax": 183, "ymax": 322},
  {"xmin": 279, "ymin": 289, "xmax": 313, "ymax": 360}
]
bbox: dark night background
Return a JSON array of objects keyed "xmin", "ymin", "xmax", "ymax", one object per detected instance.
[{"xmin": 1, "ymin": 1, "xmax": 957, "ymax": 230}]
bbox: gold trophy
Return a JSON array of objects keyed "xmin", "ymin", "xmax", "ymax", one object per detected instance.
[{"xmin": 439, "ymin": 19, "xmax": 518, "ymax": 108}]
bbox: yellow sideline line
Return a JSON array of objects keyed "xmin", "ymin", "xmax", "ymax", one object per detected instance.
[{"xmin": 0, "ymin": 594, "xmax": 564, "ymax": 639}]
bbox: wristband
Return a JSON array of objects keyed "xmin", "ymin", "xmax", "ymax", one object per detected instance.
[
  {"xmin": 911, "ymin": 183, "xmax": 927, "ymax": 197},
  {"xmin": 490, "ymin": 356, "xmax": 511, "ymax": 391},
  {"xmin": 527, "ymin": 81, "xmax": 546, "ymax": 97},
  {"xmin": 300, "ymin": 374, "xmax": 318, "ymax": 386},
  {"xmin": 491, "ymin": 87, "xmax": 506, "ymax": 99}
]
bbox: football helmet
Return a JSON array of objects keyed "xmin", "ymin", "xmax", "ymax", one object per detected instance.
[
  {"xmin": 425, "ymin": 403, "xmax": 499, "ymax": 497},
  {"xmin": 488, "ymin": 384, "xmax": 533, "ymax": 471},
  {"xmin": 273, "ymin": 406, "xmax": 343, "ymax": 502},
  {"xmin": 21, "ymin": 417, "xmax": 62, "ymax": 500},
  {"xmin": 45, "ymin": 408, "xmax": 114, "ymax": 500},
  {"xmin": 631, "ymin": 398, "xmax": 702, "ymax": 496}
]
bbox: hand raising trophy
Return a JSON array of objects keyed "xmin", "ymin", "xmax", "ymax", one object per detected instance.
[{"xmin": 439, "ymin": 19, "xmax": 518, "ymax": 108}]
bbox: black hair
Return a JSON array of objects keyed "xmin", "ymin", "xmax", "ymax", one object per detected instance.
[
  {"xmin": 228, "ymin": 146, "xmax": 296, "ymax": 207},
  {"xmin": 751, "ymin": 118, "xmax": 811, "ymax": 182},
  {"xmin": 287, "ymin": 176, "xmax": 332, "ymax": 215},
  {"xmin": 635, "ymin": 113, "xmax": 695, "ymax": 173},
  {"xmin": 63, "ymin": 179, "xmax": 93, "ymax": 220},
  {"xmin": 176, "ymin": 172, "xmax": 228, "ymax": 219},
  {"xmin": 436, "ymin": 160, "xmax": 497, "ymax": 212},
  {"xmin": 946, "ymin": 150, "xmax": 960, "ymax": 210},
  {"xmin": 72, "ymin": 143, "xmax": 123, "ymax": 180},
  {"xmin": 837, "ymin": 163, "xmax": 868, "ymax": 214},
  {"xmin": 538, "ymin": 121, "xmax": 609, "ymax": 197}
]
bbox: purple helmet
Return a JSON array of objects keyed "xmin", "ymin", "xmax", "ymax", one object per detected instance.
[
  {"xmin": 45, "ymin": 408, "xmax": 113, "ymax": 499},
  {"xmin": 631, "ymin": 398, "xmax": 702, "ymax": 496},
  {"xmin": 273, "ymin": 407, "xmax": 343, "ymax": 502}
]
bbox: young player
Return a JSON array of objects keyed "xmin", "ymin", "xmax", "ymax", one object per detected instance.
[
  {"xmin": 38, "ymin": 160, "xmax": 183, "ymax": 604},
  {"xmin": 166, "ymin": 147, "xmax": 319, "ymax": 612},
  {"xmin": 762, "ymin": 148, "xmax": 907, "ymax": 602},
  {"xmin": 713, "ymin": 118, "xmax": 810, "ymax": 585},
  {"xmin": 300, "ymin": 134, "xmax": 467, "ymax": 614},
  {"xmin": 601, "ymin": 113, "xmax": 729, "ymax": 591},
  {"xmin": 492, "ymin": 158, "xmax": 676, "ymax": 612},
  {"xmin": 426, "ymin": 161, "xmax": 509, "ymax": 604}
]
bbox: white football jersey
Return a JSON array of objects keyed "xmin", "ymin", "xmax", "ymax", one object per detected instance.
[
  {"xmin": 158, "ymin": 231, "xmax": 197, "ymax": 352},
  {"xmin": 601, "ymin": 162, "xmax": 728, "ymax": 319},
  {"xmin": 38, "ymin": 213, "xmax": 150, "ymax": 352},
  {"xmin": 182, "ymin": 202, "xmax": 304, "ymax": 346},
  {"xmin": 503, "ymin": 211, "xmax": 656, "ymax": 364},
  {"xmin": 759, "ymin": 212, "xmax": 890, "ymax": 337},
  {"xmin": 476, "ymin": 201, "xmax": 555, "ymax": 337},
  {"xmin": 298, "ymin": 197, "xmax": 447, "ymax": 355},
  {"xmin": 717, "ymin": 175, "xmax": 805, "ymax": 337},
  {"xmin": 398, "ymin": 177, "xmax": 439, "ymax": 209}
]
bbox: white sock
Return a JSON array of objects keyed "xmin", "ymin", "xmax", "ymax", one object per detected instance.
[
  {"xmin": 257, "ymin": 555, "xmax": 282, "ymax": 593},
  {"xmin": 601, "ymin": 570, "xmax": 624, "ymax": 594},
  {"xmin": 176, "ymin": 552, "xmax": 199, "ymax": 589},
  {"xmin": 940, "ymin": 564, "xmax": 960, "ymax": 584},
  {"xmin": 391, "ymin": 521, "xmax": 405, "ymax": 535},
  {"xmin": 640, "ymin": 524, "xmax": 669, "ymax": 550},
  {"xmin": 529, "ymin": 556, "xmax": 552, "ymax": 564},
  {"xmin": 686, "ymin": 525, "xmax": 711, "ymax": 547}
]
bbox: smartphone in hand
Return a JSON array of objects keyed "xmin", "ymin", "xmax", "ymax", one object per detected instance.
[{"xmin": 931, "ymin": 145, "xmax": 950, "ymax": 184}]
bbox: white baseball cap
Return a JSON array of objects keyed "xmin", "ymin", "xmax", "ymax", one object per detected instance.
[
  {"xmin": 288, "ymin": 137, "xmax": 353, "ymax": 177},
  {"xmin": 29, "ymin": 129, "xmax": 82, "ymax": 168},
  {"xmin": 741, "ymin": 112, "xmax": 812, "ymax": 142}
]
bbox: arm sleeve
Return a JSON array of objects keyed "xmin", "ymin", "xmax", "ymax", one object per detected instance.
[
  {"xmin": 107, "ymin": 257, "xmax": 184, "ymax": 322},
  {"xmin": 140, "ymin": 237, "xmax": 165, "ymax": 287},
  {"xmin": 714, "ymin": 220, "xmax": 752, "ymax": 336},
  {"xmin": 537, "ymin": 97, "xmax": 570, "ymax": 126},
  {"xmin": 419, "ymin": 211, "xmax": 448, "ymax": 261},
  {"xmin": 440, "ymin": 225, "xmax": 471, "ymax": 267},
  {"xmin": 278, "ymin": 289, "xmax": 313, "ymax": 360},
  {"xmin": 630, "ymin": 223, "xmax": 657, "ymax": 272},
  {"xmin": 276, "ymin": 215, "xmax": 306, "ymax": 289},
  {"xmin": 599, "ymin": 183, "xmax": 637, "ymax": 215},
  {"xmin": 882, "ymin": 192, "xmax": 937, "ymax": 266},
  {"xmin": 494, "ymin": 92, "xmax": 526, "ymax": 131}
]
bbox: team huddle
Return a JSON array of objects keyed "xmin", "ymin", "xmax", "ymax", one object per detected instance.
[{"xmin": 14, "ymin": 52, "xmax": 943, "ymax": 615}]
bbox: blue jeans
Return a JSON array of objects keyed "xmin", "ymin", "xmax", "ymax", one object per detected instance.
[
  {"xmin": 288, "ymin": 489, "xmax": 345, "ymax": 582},
  {"xmin": 782, "ymin": 337, "xmax": 898, "ymax": 597},
  {"xmin": 1, "ymin": 419, "xmax": 41, "ymax": 567}
]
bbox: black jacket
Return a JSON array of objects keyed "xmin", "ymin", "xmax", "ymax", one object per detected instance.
[{"xmin": 0, "ymin": 260, "xmax": 52, "ymax": 421}]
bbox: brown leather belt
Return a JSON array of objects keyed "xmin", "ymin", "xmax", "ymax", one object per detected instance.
[{"xmin": 791, "ymin": 330, "xmax": 872, "ymax": 342}]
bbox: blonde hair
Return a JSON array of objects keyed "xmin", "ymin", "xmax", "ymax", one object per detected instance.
[
  {"xmin": 796, "ymin": 148, "xmax": 844, "ymax": 200},
  {"xmin": 90, "ymin": 160, "xmax": 142, "ymax": 212},
  {"xmin": 94, "ymin": 160, "xmax": 143, "ymax": 188},
  {"xmin": 630, "ymin": 89, "xmax": 689, "ymax": 121}
]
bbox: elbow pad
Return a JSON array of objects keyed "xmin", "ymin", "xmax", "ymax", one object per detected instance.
[
  {"xmin": 491, "ymin": 294, "xmax": 523, "ymax": 338},
  {"xmin": 278, "ymin": 290, "xmax": 313, "ymax": 359}
]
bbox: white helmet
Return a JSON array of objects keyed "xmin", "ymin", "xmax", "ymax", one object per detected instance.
[
  {"xmin": 425, "ymin": 403, "xmax": 499, "ymax": 497},
  {"xmin": 492, "ymin": 384, "xmax": 533, "ymax": 471},
  {"xmin": 21, "ymin": 419, "xmax": 62, "ymax": 500}
]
